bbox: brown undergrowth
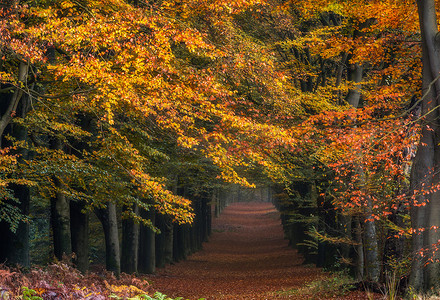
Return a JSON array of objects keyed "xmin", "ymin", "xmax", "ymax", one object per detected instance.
[{"xmin": 0, "ymin": 263, "xmax": 153, "ymax": 299}]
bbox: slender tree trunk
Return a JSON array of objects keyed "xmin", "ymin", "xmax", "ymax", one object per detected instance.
[
  {"xmin": 0, "ymin": 184, "xmax": 30, "ymax": 267},
  {"xmin": 354, "ymin": 217, "xmax": 365, "ymax": 281},
  {"xmin": 363, "ymin": 198, "xmax": 380, "ymax": 282},
  {"xmin": 138, "ymin": 208, "xmax": 156, "ymax": 274},
  {"xmin": 207, "ymin": 195, "xmax": 212, "ymax": 238},
  {"xmin": 0, "ymin": 62, "xmax": 30, "ymax": 267},
  {"xmin": 9, "ymin": 95, "xmax": 31, "ymax": 267},
  {"xmin": 346, "ymin": 63, "xmax": 363, "ymax": 108},
  {"xmin": 191, "ymin": 198, "xmax": 203, "ymax": 252},
  {"xmin": 155, "ymin": 214, "xmax": 173, "ymax": 268},
  {"xmin": 96, "ymin": 203, "xmax": 121, "ymax": 276},
  {"xmin": 51, "ymin": 179, "xmax": 71, "ymax": 261},
  {"xmin": 173, "ymin": 224, "xmax": 186, "ymax": 262},
  {"xmin": 0, "ymin": 62, "xmax": 28, "ymax": 143},
  {"xmin": 335, "ymin": 52, "xmax": 348, "ymax": 103},
  {"xmin": 201, "ymin": 196, "xmax": 209, "ymax": 243},
  {"xmin": 340, "ymin": 214, "xmax": 352, "ymax": 265},
  {"xmin": 68, "ymin": 114, "xmax": 93, "ymax": 273},
  {"xmin": 121, "ymin": 204, "xmax": 140, "ymax": 274},
  {"xmin": 345, "ymin": 65, "xmax": 380, "ymax": 282},
  {"xmin": 70, "ymin": 200, "xmax": 89, "ymax": 273},
  {"xmin": 182, "ymin": 224, "xmax": 192, "ymax": 257},
  {"xmin": 50, "ymin": 139, "xmax": 72, "ymax": 261}
]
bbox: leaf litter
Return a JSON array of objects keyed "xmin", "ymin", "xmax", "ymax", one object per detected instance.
[{"xmin": 144, "ymin": 202, "xmax": 380, "ymax": 299}]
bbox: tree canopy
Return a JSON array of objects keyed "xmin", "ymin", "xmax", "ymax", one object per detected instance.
[{"xmin": 3, "ymin": 0, "xmax": 440, "ymax": 296}]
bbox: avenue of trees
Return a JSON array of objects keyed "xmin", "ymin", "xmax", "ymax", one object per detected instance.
[{"xmin": 2, "ymin": 0, "xmax": 440, "ymax": 296}]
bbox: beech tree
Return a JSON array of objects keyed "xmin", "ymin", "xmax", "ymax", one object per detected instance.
[
  {"xmin": 410, "ymin": 0, "xmax": 440, "ymax": 292},
  {"xmin": 0, "ymin": 0, "xmax": 297, "ymax": 275},
  {"xmin": 6, "ymin": 0, "xmax": 440, "ymax": 296}
]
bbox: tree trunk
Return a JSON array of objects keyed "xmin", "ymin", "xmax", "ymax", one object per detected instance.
[
  {"xmin": 340, "ymin": 214, "xmax": 352, "ymax": 265},
  {"xmin": 138, "ymin": 208, "xmax": 156, "ymax": 274},
  {"xmin": 0, "ymin": 62, "xmax": 28, "ymax": 143},
  {"xmin": 409, "ymin": 0, "xmax": 440, "ymax": 292},
  {"xmin": 180, "ymin": 224, "xmax": 190, "ymax": 257},
  {"xmin": 155, "ymin": 213, "xmax": 173, "ymax": 268},
  {"xmin": 0, "ymin": 62, "xmax": 30, "ymax": 267},
  {"xmin": 353, "ymin": 217, "xmax": 365, "ymax": 281},
  {"xmin": 96, "ymin": 203, "xmax": 121, "ymax": 276},
  {"xmin": 345, "ymin": 66, "xmax": 380, "ymax": 282},
  {"xmin": 363, "ymin": 198, "xmax": 380, "ymax": 282},
  {"xmin": 346, "ymin": 63, "xmax": 363, "ymax": 108},
  {"xmin": 173, "ymin": 224, "xmax": 186, "ymax": 262},
  {"xmin": 50, "ymin": 139, "xmax": 72, "ymax": 261},
  {"xmin": 51, "ymin": 178, "xmax": 72, "ymax": 261},
  {"xmin": 335, "ymin": 52, "xmax": 348, "ymax": 103},
  {"xmin": 0, "ymin": 184, "xmax": 30, "ymax": 267},
  {"xmin": 70, "ymin": 200, "xmax": 89, "ymax": 273},
  {"xmin": 207, "ymin": 194, "xmax": 212, "ymax": 238},
  {"xmin": 121, "ymin": 204, "xmax": 140, "ymax": 274}
]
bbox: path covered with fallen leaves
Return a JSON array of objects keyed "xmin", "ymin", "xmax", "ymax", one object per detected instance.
[{"xmin": 145, "ymin": 202, "xmax": 374, "ymax": 299}]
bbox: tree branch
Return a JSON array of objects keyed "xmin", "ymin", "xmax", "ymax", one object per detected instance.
[{"xmin": 0, "ymin": 62, "xmax": 28, "ymax": 140}]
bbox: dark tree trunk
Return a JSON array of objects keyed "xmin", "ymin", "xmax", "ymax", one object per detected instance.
[
  {"xmin": 0, "ymin": 62, "xmax": 31, "ymax": 267},
  {"xmin": 51, "ymin": 179, "xmax": 71, "ymax": 260},
  {"xmin": 183, "ymin": 224, "xmax": 192, "ymax": 257},
  {"xmin": 207, "ymin": 194, "xmax": 212, "ymax": 238},
  {"xmin": 50, "ymin": 140, "xmax": 72, "ymax": 261},
  {"xmin": 173, "ymin": 224, "xmax": 186, "ymax": 262},
  {"xmin": 138, "ymin": 208, "xmax": 156, "ymax": 274},
  {"xmin": 383, "ymin": 208, "xmax": 406, "ymax": 277},
  {"xmin": 190, "ymin": 198, "xmax": 203, "ymax": 252},
  {"xmin": 354, "ymin": 217, "xmax": 365, "ymax": 281},
  {"xmin": 155, "ymin": 214, "xmax": 173, "ymax": 268},
  {"xmin": 340, "ymin": 214, "xmax": 352, "ymax": 267},
  {"xmin": 70, "ymin": 201, "xmax": 89, "ymax": 273},
  {"xmin": 409, "ymin": 0, "xmax": 440, "ymax": 292},
  {"xmin": 0, "ymin": 184, "xmax": 30, "ymax": 267},
  {"xmin": 96, "ymin": 203, "xmax": 121, "ymax": 276},
  {"xmin": 121, "ymin": 204, "xmax": 140, "ymax": 274}
]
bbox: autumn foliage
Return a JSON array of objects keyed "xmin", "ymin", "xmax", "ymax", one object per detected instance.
[
  {"xmin": 2, "ymin": 0, "xmax": 440, "ymax": 296},
  {"xmin": 0, "ymin": 263, "xmax": 153, "ymax": 299}
]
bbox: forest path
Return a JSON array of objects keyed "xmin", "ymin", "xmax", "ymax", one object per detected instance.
[{"xmin": 144, "ymin": 202, "xmax": 370, "ymax": 300}]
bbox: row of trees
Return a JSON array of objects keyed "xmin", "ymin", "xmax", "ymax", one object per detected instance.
[
  {"xmin": 3, "ymin": 0, "xmax": 440, "ymax": 296},
  {"xmin": 0, "ymin": 0, "xmax": 288, "ymax": 277},
  {"xmin": 268, "ymin": 0, "xmax": 440, "ymax": 295}
]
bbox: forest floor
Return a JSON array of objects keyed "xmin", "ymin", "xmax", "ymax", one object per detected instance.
[{"xmin": 144, "ymin": 202, "xmax": 381, "ymax": 300}]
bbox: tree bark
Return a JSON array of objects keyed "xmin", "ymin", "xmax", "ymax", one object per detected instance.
[
  {"xmin": 96, "ymin": 203, "xmax": 121, "ymax": 276},
  {"xmin": 363, "ymin": 198, "xmax": 380, "ymax": 282},
  {"xmin": 50, "ymin": 139, "xmax": 72, "ymax": 261},
  {"xmin": 345, "ymin": 64, "xmax": 380, "ymax": 281},
  {"xmin": 0, "ymin": 62, "xmax": 28, "ymax": 144},
  {"xmin": 155, "ymin": 213, "xmax": 173, "ymax": 268},
  {"xmin": 354, "ymin": 217, "xmax": 365, "ymax": 281},
  {"xmin": 0, "ymin": 184, "xmax": 30, "ymax": 267},
  {"xmin": 138, "ymin": 208, "xmax": 156, "ymax": 274},
  {"xmin": 409, "ymin": 0, "xmax": 440, "ymax": 292},
  {"xmin": 121, "ymin": 204, "xmax": 140, "ymax": 274},
  {"xmin": 70, "ymin": 200, "xmax": 89, "ymax": 273},
  {"xmin": 346, "ymin": 63, "xmax": 363, "ymax": 108},
  {"xmin": 173, "ymin": 224, "xmax": 186, "ymax": 262},
  {"xmin": 0, "ymin": 62, "xmax": 31, "ymax": 267}
]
